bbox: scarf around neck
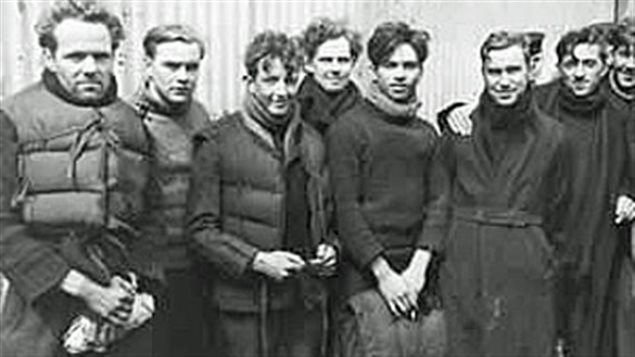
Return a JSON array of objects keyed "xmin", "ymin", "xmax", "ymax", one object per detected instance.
[
  {"xmin": 366, "ymin": 79, "xmax": 421, "ymax": 123},
  {"xmin": 298, "ymin": 74, "xmax": 360, "ymax": 134},
  {"xmin": 477, "ymin": 87, "xmax": 534, "ymax": 131},
  {"xmin": 243, "ymin": 91, "xmax": 294, "ymax": 148},
  {"xmin": 42, "ymin": 69, "xmax": 118, "ymax": 107},
  {"xmin": 558, "ymin": 79, "xmax": 606, "ymax": 115},
  {"xmin": 136, "ymin": 80, "xmax": 191, "ymax": 117}
]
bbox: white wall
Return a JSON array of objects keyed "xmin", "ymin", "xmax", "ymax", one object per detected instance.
[{"xmin": 0, "ymin": 0, "xmax": 615, "ymax": 122}]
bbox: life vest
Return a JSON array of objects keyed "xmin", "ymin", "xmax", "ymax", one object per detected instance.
[{"xmin": 1, "ymin": 82, "xmax": 151, "ymax": 279}]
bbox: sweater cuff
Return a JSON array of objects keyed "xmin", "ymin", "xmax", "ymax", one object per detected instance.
[{"xmin": 6, "ymin": 250, "xmax": 71, "ymax": 303}]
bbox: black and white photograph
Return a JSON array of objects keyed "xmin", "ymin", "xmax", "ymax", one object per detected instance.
[{"xmin": 0, "ymin": 1, "xmax": 633, "ymax": 356}]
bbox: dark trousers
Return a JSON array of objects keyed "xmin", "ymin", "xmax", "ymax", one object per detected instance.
[
  {"xmin": 152, "ymin": 268, "xmax": 210, "ymax": 357},
  {"xmin": 213, "ymin": 306, "xmax": 323, "ymax": 357}
]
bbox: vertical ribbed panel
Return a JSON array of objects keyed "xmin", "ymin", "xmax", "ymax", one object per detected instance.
[{"xmin": 0, "ymin": 0, "xmax": 616, "ymax": 121}]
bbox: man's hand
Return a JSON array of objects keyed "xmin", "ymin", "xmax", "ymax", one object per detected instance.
[
  {"xmin": 307, "ymin": 243, "xmax": 337, "ymax": 277},
  {"xmin": 615, "ymin": 195, "xmax": 635, "ymax": 224},
  {"xmin": 371, "ymin": 257, "xmax": 417, "ymax": 318},
  {"xmin": 401, "ymin": 249, "xmax": 433, "ymax": 297},
  {"xmin": 60, "ymin": 271, "xmax": 134, "ymax": 326},
  {"xmin": 252, "ymin": 251, "xmax": 306, "ymax": 281},
  {"xmin": 447, "ymin": 102, "xmax": 476, "ymax": 136}
]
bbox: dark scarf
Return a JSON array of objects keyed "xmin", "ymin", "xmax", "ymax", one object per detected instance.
[
  {"xmin": 297, "ymin": 74, "xmax": 360, "ymax": 134},
  {"xmin": 243, "ymin": 91, "xmax": 295, "ymax": 149},
  {"xmin": 476, "ymin": 88, "xmax": 534, "ymax": 166},
  {"xmin": 559, "ymin": 79, "xmax": 606, "ymax": 116},
  {"xmin": 366, "ymin": 79, "xmax": 421, "ymax": 124},
  {"xmin": 135, "ymin": 80, "xmax": 191, "ymax": 117},
  {"xmin": 42, "ymin": 69, "xmax": 117, "ymax": 107},
  {"xmin": 609, "ymin": 70, "xmax": 635, "ymax": 102}
]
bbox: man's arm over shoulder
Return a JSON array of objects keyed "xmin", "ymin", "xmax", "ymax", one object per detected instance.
[{"xmin": 187, "ymin": 119, "xmax": 260, "ymax": 278}]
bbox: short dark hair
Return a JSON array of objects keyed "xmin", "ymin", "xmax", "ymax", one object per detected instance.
[
  {"xmin": 556, "ymin": 26, "xmax": 608, "ymax": 64},
  {"xmin": 367, "ymin": 22, "xmax": 430, "ymax": 67},
  {"xmin": 608, "ymin": 17, "xmax": 635, "ymax": 50},
  {"xmin": 301, "ymin": 17, "xmax": 362, "ymax": 61},
  {"xmin": 143, "ymin": 24, "xmax": 206, "ymax": 59},
  {"xmin": 526, "ymin": 31, "xmax": 545, "ymax": 56},
  {"xmin": 35, "ymin": 0, "xmax": 125, "ymax": 53},
  {"xmin": 244, "ymin": 30, "xmax": 303, "ymax": 78},
  {"xmin": 480, "ymin": 31, "xmax": 532, "ymax": 65}
]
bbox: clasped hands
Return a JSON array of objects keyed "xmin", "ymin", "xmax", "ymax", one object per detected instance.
[
  {"xmin": 61, "ymin": 270, "xmax": 154, "ymax": 327},
  {"xmin": 372, "ymin": 250, "xmax": 432, "ymax": 320},
  {"xmin": 252, "ymin": 243, "xmax": 337, "ymax": 281}
]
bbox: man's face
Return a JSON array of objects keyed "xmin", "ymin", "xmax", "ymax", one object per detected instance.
[
  {"xmin": 145, "ymin": 41, "xmax": 202, "ymax": 105},
  {"xmin": 559, "ymin": 43, "xmax": 608, "ymax": 97},
  {"xmin": 612, "ymin": 44, "xmax": 635, "ymax": 89},
  {"xmin": 374, "ymin": 43, "xmax": 422, "ymax": 103},
  {"xmin": 248, "ymin": 57, "xmax": 299, "ymax": 116},
  {"xmin": 483, "ymin": 45, "xmax": 530, "ymax": 106},
  {"xmin": 306, "ymin": 36, "xmax": 355, "ymax": 93},
  {"xmin": 44, "ymin": 19, "xmax": 114, "ymax": 101}
]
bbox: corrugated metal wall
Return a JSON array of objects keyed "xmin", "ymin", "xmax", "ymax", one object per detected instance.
[{"xmin": 0, "ymin": 0, "xmax": 616, "ymax": 121}]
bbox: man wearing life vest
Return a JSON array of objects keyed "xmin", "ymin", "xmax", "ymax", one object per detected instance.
[
  {"xmin": 0, "ymin": 1, "xmax": 158, "ymax": 356},
  {"xmin": 131, "ymin": 24, "xmax": 212, "ymax": 356}
]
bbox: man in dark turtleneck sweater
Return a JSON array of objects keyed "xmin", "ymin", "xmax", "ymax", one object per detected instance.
[
  {"xmin": 297, "ymin": 17, "xmax": 363, "ymax": 136},
  {"xmin": 130, "ymin": 25, "xmax": 211, "ymax": 357},
  {"xmin": 327, "ymin": 22, "xmax": 441, "ymax": 356},
  {"xmin": 419, "ymin": 31, "xmax": 571, "ymax": 357},
  {"xmin": 606, "ymin": 18, "xmax": 635, "ymax": 357},
  {"xmin": 188, "ymin": 31, "xmax": 335, "ymax": 357},
  {"xmin": 532, "ymin": 26, "xmax": 634, "ymax": 357}
]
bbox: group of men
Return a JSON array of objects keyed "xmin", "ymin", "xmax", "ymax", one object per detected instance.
[{"xmin": 0, "ymin": 1, "xmax": 633, "ymax": 357}]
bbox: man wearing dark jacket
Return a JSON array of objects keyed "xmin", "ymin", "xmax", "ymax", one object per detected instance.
[
  {"xmin": 298, "ymin": 17, "xmax": 363, "ymax": 136},
  {"xmin": 131, "ymin": 24, "xmax": 211, "ymax": 357},
  {"xmin": 327, "ymin": 22, "xmax": 441, "ymax": 356},
  {"xmin": 420, "ymin": 31, "xmax": 571, "ymax": 357},
  {"xmin": 440, "ymin": 26, "xmax": 635, "ymax": 357},
  {"xmin": 606, "ymin": 18, "xmax": 635, "ymax": 357},
  {"xmin": 187, "ymin": 31, "xmax": 336, "ymax": 357},
  {"xmin": 0, "ymin": 1, "xmax": 158, "ymax": 356}
]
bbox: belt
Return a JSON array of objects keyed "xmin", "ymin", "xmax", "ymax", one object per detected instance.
[{"xmin": 453, "ymin": 206, "xmax": 542, "ymax": 228}]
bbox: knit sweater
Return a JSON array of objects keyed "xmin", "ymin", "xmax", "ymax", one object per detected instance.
[{"xmin": 326, "ymin": 98, "xmax": 438, "ymax": 300}]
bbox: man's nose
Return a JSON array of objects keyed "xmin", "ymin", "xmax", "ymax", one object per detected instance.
[
  {"xmin": 80, "ymin": 56, "xmax": 98, "ymax": 74},
  {"xmin": 175, "ymin": 66, "xmax": 189, "ymax": 81}
]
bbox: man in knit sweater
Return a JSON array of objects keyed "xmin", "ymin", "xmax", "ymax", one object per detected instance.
[
  {"xmin": 327, "ymin": 22, "xmax": 441, "ymax": 356},
  {"xmin": 131, "ymin": 24, "xmax": 211, "ymax": 357}
]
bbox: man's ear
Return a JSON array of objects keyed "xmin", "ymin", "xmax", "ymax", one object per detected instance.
[
  {"xmin": 304, "ymin": 59, "xmax": 315, "ymax": 74},
  {"xmin": 43, "ymin": 48, "xmax": 57, "ymax": 72},
  {"xmin": 245, "ymin": 74, "xmax": 256, "ymax": 93},
  {"xmin": 143, "ymin": 55, "xmax": 154, "ymax": 82}
]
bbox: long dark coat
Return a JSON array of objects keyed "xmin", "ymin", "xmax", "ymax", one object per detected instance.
[
  {"xmin": 421, "ymin": 94, "xmax": 571, "ymax": 357},
  {"xmin": 534, "ymin": 80, "xmax": 633, "ymax": 357}
]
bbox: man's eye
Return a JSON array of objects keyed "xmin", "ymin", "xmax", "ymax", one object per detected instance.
[
  {"xmin": 582, "ymin": 59, "xmax": 597, "ymax": 68},
  {"xmin": 403, "ymin": 62, "xmax": 419, "ymax": 70},
  {"xmin": 487, "ymin": 68, "xmax": 502, "ymax": 76},
  {"xmin": 94, "ymin": 53, "xmax": 111, "ymax": 61},
  {"xmin": 337, "ymin": 57, "xmax": 352, "ymax": 64},
  {"xmin": 65, "ymin": 53, "xmax": 86, "ymax": 62},
  {"xmin": 186, "ymin": 63, "xmax": 200, "ymax": 71},
  {"xmin": 318, "ymin": 57, "xmax": 333, "ymax": 63},
  {"xmin": 165, "ymin": 63, "xmax": 180, "ymax": 70}
]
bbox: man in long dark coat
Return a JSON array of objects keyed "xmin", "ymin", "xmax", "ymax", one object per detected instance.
[
  {"xmin": 419, "ymin": 31, "xmax": 571, "ymax": 357},
  {"xmin": 532, "ymin": 26, "xmax": 634, "ymax": 357},
  {"xmin": 606, "ymin": 18, "xmax": 635, "ymax": 357}
]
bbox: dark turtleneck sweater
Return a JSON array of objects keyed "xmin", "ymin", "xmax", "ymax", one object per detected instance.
[
  {"xmin": 326, "ymin": 89, "xmax": 438, "ymax": 301},
  {"xmin": 297, "ymin": 74, "xmax": 360, "ymax": 135}
]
